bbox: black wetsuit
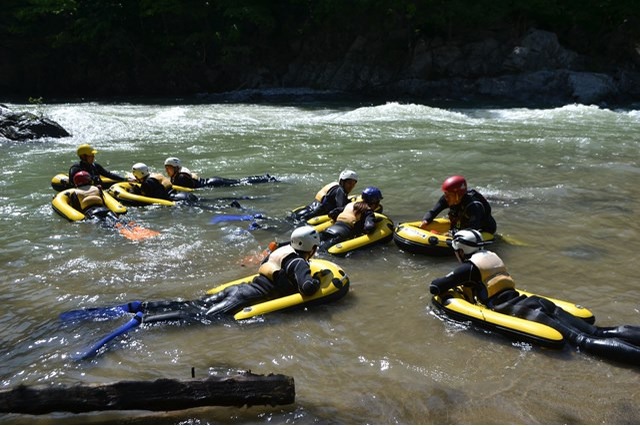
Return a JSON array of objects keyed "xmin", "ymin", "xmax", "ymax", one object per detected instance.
[
  {"xmin": 69, "ymin": 161, "xmax": 125, "ymax": 187},
  {"xmin": 423, "ymin": 189, "xmax": 497, "ymax": 234},
  {"xmin": 295, "ymin": 184, "xmax": 350, "ymax": 222},
  {"xmin": 132, "ymin": 176, "xmax": 172, "ymax": 200},
  {"xmin": 320, "ymin": 206, "xmax": 376, "ymax": 250},
  {"xmin": 430, "ymin": 261, "xmax": 500, "ymax": 305},
  {"xmin": 431, "ymin": 260, "xmax": 640, "ymax": 365},
  {"xmin": 171, "ymin": 172, "xmax": 277, "ymax": 189},
  {"xmin": 138, "ymin": 248, "xmax": 318, "ymax": 324}
]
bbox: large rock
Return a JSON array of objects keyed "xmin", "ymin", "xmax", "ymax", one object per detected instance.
[
  {"xmin": 502, "ymin": 29, "xmax": 583, "ymax": 72},
  {"xmin": 567, "ymin": 72, "xmax": 619, "ymax": 104},
  {"xmin": 0, "ymin": 105, "xmax": 71, "ymax": 141}
]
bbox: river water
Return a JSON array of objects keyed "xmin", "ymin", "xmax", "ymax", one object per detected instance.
[{"xmin": 1, "ymin": 97, "xmax": 639, "ymax": 424}]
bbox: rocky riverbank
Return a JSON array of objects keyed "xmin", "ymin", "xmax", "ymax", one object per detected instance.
[{"xmin": 229, "ymin": 28, "xmax": 640, "ymax": 106}]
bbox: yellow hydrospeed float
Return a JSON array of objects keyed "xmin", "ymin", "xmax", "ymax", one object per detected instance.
[
  {"xmin": 51, "ymin": 173, "xmax": 120, "ymax": 192},
  {"xmin": 432, "ymin": 287, "xmax": 595, "ymax": 348},
  {"xmin": 311, "ymin": 213, "xmax": 394, "ymax": 256},
  {"xmin": 206, "ymin": 258, "xmax": 349, "ymax": 320},
  {"xmin": 394, "ymin": 218, "xmax": 494, "ymax": 256},
  {"xmin": 52, "ymin": 187, "xmax": 127, "ymax": 222},
  {"xmin": 106, "ymin": 182, "xmax": 195, "ymax": 207}
]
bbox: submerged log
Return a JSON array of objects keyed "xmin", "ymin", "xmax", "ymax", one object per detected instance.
[{"xmin": 0, "ymin": 372, "xmax": 294, "ymax": 415}]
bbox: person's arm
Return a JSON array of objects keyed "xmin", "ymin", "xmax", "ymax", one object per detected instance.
[
  {"xmin": 421, "ymin": 195, "xmax": 449, "ymax": 228},
  {"xmin": 429, "ymin": 262, "xmax": 478, "ymax": 295},
  {"xmin": 422, "ymin": 195, "xmax": 448, "ymax": 223},
  {"xmin": 285, "ymin": 256, "xmax": 319, "ymax": 296},
  {"xmin": 94, "ymin": 163, "xmax": 125, "ymax": 181},
  {"xmin": 327, "ymin": 187, "xmax": 348, "ymax": 220},
  {"xmin": 69, "ymin": 192, "xmax": 81, "ymax": 211},
  {"xmin": 68, "ymin": 164, "xmax": 81, "ymax": 182},
  {"xmin": 362, "ymin": 209, "xmax": 377, "ymax": 234}
]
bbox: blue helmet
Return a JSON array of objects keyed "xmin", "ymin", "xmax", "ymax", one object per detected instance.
[{"xmin": 361, "ymin": 186, "xmax": 383, "ymax": 204}]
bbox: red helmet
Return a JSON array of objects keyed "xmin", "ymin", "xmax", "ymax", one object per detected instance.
[
  {"xmin": 73, "ymin": 171, "xmax": 92, "ymax": 187},
  {"xmin": 442, "ymin": 175, "xmax": 467, "ymax": 196}
]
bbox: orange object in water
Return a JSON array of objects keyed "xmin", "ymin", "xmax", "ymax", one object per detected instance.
[
  {"xmin": 115, "ymin": 221, "xmax": 160, "ymax": 241},
  {"xmin": 240, "ymin": 241, "xmax": 278, "ymax": 267}
]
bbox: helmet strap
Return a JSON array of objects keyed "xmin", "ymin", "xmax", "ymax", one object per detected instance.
[{"xmin": 305, "ymin": 246, "xmax": 317, "ymax": 260}]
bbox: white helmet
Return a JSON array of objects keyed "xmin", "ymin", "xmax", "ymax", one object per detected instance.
[
  {"xmin": 164, "ymin": 157, "xmax": 181, "ymax": 168},
  {"xmin": 339, "ymin": 169, "xmax": 358, "ymax": 182},
  {"xmin": 450, "ymin": 229, "xmax": 487, "ymax": 255},
  {"xmin": 132, "ymin": 162, "xmax": 150, "ymax": 180},
  {"xmin": 290, "ymin": 225, "xmax": 320, "ymax": 252}
]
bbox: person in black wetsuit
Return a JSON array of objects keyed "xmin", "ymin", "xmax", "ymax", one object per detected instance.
[
  {"xmin": 69, "ymin": 144, "xmax": 126, "ymax": 187},
  {"xmin": 429, "ymin": 229, "xmax": 640, "ymax": 365},
  {"xmin": 293, "ymin": 169, "xmax": 359, "ymax": 223},
  {"xmin": 319, "ymin": 186, "xmax": 382, "ymax": 250},
  {"xmin": 421, "ymin": 175, "xmax": 496, "ymax": 234},
  {"xmin": 130, "ymin": 162, "xmax": 173, "ymax": 200},
  {"xmin": 80, "ymin": 226, "xmax": 327, "ymax": 324},
  {"xmin": 163, "ymin": 157, "xmax": 277, "ymax": 189}
]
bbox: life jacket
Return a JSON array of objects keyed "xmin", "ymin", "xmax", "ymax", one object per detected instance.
[
  {"xmin": 258, "ymin": 245, "xmax": 297, "ymax": 281},
  {"xmin": 314, "ymin": 182, "xmax": 339, "ymax": 202},
  {"xmin": 469, "ymin": 251, "xmax": 516, "ymax": 300},
  {"xmin": 75, "ymin": 185, "xmax": 103, "ymax": 211},
  {"xmin": 336, "ymin": 202, "xmax": 365, "ymax": 227},
  {"xmin": 150, "ymin": 172, "xmax": 173, "ymax": 190}
]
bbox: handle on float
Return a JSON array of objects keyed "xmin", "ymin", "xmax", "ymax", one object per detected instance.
[{"xmin": 73, "ymin": 312, "xmax": 143, "ymax": 360}]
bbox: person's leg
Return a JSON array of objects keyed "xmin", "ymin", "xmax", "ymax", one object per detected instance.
[
  {"xmin": 141, "ymin": 299, "xmax": 208, "ymax": 324},
  {"xmin": 203, "ymin": 283, "xmax": 268, "ymax": 317},
  {"xmin": 320, "ymin": 222, "xmax": 352, "ymax": 250},
  {"xmin": 202, "ymin": 177, "xmax": 242, "ymax": 187},
  {"xmin": 595, "ymin": 325, "xmax": 640, "ymax": 345},
  {"xmin": 497, "ymin": 296, "xmax": 640, "ymax": 365},
  {"xmin": 242, "ymin": 174, "xmax": 278, "ymax": 184}
]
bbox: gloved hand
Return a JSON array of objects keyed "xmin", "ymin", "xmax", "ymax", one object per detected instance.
[
  {"xmin": 300, "ymin": 278, "xmax": 321, "ymax": 296},
  {"xmin": 328, "ymin": 209, "xmax": 340, "ymax": 221},
  {"xmin": 429, "ymin": 284, "xmax": 441, "ymax": 295},
  {"xmin": 332, "ymin": 277, "xmax": 343, "ymax": 289},
  {"xmin": 313, "ymin": 269, "xmax": 332, "ymax": 280}
]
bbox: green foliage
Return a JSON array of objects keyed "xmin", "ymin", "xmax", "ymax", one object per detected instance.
[
  {"xmin": 2, "ymin": 0, "xmax": 639, "ymax": 95},
  {"xmin": 28, "ymin": 96, "xmax": 46, "ymax": 118}
]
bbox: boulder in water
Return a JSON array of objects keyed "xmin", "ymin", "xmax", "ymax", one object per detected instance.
[{"xmin": 0, "ymin": 105, "xmax": 71, "ymax": 141}]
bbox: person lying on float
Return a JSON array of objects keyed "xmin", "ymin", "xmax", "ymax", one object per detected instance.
[
  {"xmin": 163, "ymin": 156, "xmax": 277, "ymax": 189},
  {"xmin": 430, "ymin": 229, "xmax": 640, "ymax": 365},
  {"xmin": 319, "ymin": 186, "xmax": 382, "ymax": 250},
  {"xmin": 292, "ymin": 169, "xmax": 359, "ymax": 223}
]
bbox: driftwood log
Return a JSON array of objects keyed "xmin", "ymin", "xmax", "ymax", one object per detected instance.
[{"xmin": 0, "ymin": 372, "xmax": 294, "ymax": 415}]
